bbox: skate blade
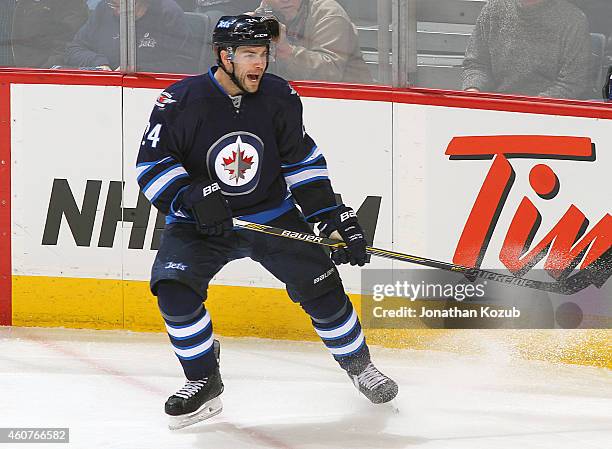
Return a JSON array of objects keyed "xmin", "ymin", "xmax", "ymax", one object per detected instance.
[{"xmin": 168, "ymin": 397, "xmax": 223, "ymax": 430}]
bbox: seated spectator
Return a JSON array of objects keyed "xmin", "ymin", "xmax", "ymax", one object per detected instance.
[
  {"xmin": 65, "ymin": 0, "xmax": 194, "ymax": 73},
  {"xmin": 462, "ymin": 0, "xmax": 591, "ymax": 99},
  {"xmin": 254, "ymin": 0, "xmax": 372, "ymax": 83},
  {"xmin": 0, "ymin": 0, "xmax": 88, "ymax": 68}
]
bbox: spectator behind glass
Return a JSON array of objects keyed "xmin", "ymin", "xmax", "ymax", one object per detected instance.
[
  {"xmin": 255, "ymin": 0, "xmax": 372, "ymax": 83},
  {"xmin": 462, "ymin": 0, "xmax": 591, "ymax": 99},
  {"xmin": 65, "ymin": 0, "xmax": 194, "ymax": 73},
  {"xmin": 0, "ymin": 0, "xmax": 88, "ymax": 68}
]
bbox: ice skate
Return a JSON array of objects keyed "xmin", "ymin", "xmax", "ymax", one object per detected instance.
[
  {"xmin": 349, "ymin": 362, "xmax": 398, "ymax": 407},
  {"xmin": 166, "ymin": 340, "xmax": 223, "ymax": 430}
]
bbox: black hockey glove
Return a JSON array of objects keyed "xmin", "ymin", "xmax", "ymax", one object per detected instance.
[
  {"xmin": 180, "ymin": 179, "xmax": 233, "ymax": 236},
  {"xmin": 318, "ymin": 205, "xmax": 370, "ymax": 267}
]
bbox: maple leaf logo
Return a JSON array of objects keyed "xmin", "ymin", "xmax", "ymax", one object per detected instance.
[{"xmin": 222, "ymin": 137, "xmax": 254, "ymax": 183}]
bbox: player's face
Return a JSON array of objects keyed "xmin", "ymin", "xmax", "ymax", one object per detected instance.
[
  {"xmin": 266, "ymin": 0, "xmax": 302, "ymax": 22},
  {"xmin": 231, "ymin": 46, "xmax": 269, "ymax": 93}
]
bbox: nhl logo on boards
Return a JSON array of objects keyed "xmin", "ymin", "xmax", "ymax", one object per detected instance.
[{"xmin": 207, "ymin": 132, "xmax": 263, "ymax": 196}]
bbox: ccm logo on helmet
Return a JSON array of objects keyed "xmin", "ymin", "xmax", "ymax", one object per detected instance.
[{"xmin": 202, "ymin": 183, "xmax": 221, "ymax": 197}]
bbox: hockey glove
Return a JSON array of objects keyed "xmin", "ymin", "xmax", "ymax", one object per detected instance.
[
  {"xmin": 318, "ymin": 205, "xmax": 370, "ymax": 267},
  {"xmin": 180, "ymin": 179, "xmax": 233, "ymax": 236}
]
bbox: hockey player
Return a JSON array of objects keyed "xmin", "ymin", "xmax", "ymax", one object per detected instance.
[{"xmin": 136, "ymin": 14, "xmax": 398, "ymax": 429}]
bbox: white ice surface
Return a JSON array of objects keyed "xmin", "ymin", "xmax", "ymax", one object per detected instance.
[{"xmin": 0, "ymin": 327, "xmax": 610, "ymax": 449}]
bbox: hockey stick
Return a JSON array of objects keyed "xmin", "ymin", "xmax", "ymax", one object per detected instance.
[{"xmin": 233, "ymin": 219, "xmax": 610, "ymax": 295}]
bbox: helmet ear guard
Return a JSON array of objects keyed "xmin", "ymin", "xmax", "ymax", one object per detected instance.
[{"xmin": 221, "ymin": 46, "xmax": 235, "ymax": 62}]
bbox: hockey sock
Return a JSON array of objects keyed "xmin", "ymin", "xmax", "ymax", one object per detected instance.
[
  {"xmin": 300, "ymin": 289, "xmax": 371, "ymax": 375},
  {"xmin": 157, "ymin": 281, "xmax": 217, "ymax": 380}
]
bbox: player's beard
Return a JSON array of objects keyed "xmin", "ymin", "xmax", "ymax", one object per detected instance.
[{"xmin": 234, "ymin": 68, "xmax": 264, "ymax": 94}]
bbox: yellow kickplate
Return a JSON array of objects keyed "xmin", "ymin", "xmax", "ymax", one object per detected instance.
[{"xmin": 11, "ymin": 275, "xmax": 611, "ymax": 369}]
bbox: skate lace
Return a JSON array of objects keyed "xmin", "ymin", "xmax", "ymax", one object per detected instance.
[
  {"xmin": 174, "ymin": 380, "xmax": 207, "ymax": 399},
  {"xmin": 356, "ymin": 363, "xmax": 388, "ymax": 390}
]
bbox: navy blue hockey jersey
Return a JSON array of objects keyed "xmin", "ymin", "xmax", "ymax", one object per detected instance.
[{"xmin": 136, "ymin": 68, "xmax": 338, "ymax": 224}]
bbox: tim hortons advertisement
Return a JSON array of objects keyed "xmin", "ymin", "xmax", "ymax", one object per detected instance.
[{"xmin": 393, "ymin": 104, "xmax": 610, "ymax": 308}]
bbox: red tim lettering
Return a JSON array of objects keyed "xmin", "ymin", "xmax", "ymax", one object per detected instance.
[{"xmin": 446, "ymin": 136, "xmax": 611, "ymax": 279}]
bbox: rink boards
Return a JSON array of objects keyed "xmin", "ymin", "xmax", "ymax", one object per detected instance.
[{"xmin": 0, "ymin": 72, "xmax": 610, "ymax": 367}]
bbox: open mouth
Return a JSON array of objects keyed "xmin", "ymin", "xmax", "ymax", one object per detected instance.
[{"xmin": 247, "ymin": 74, "xmax": 260, "ymax": 82}]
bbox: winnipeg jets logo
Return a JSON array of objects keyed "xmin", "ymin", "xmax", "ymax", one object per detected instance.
[
  {"xmin": 164, "ymin": 262, "xmax": 187, "ymax": 271},
  {"xmin": 217, "ymin": 19, "xmax": 237, "ymax": 29},
  {"xmin": 222, "ymin": 139, "xmax": 255, "ymax": 183},
  {"xmin": 139, "ymin": 32, "xmax": 157, "ymax": 48},
  {"xmin": 155, "ymin": 91, "xmax": 176, "ymax": 109},
  {"xmin": 208, "ymin": 132, "xmax": 263, "ymax": 196}
]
